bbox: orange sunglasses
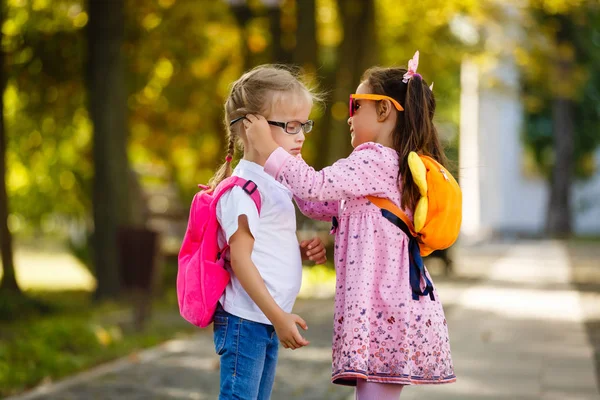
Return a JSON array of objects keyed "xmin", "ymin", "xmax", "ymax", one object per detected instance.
[{"xmin": 349, "ymin": 94, "xmax": 404, "ymax": 117}]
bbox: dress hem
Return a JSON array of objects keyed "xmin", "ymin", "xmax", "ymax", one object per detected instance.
[{"xmin": 331, "ymin": 371, "xmax": 457, "ymax": 387}]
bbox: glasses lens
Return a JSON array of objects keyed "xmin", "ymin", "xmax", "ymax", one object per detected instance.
[
  {"xmin": 349, "ymin": 97, "xmax": 354, "ymax": 117},
  {"xmin": 285, "ymin": 121, "xmax": 302, "ymax": 134},
  {"xmin": 304, "ymin": 120, "xmax": 314, "ymax": 133}
]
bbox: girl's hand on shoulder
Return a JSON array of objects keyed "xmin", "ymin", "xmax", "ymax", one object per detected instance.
[
  {"xmin": 243, "ymin": 114, "xmax": 278, "ymax": 161},
  {"xmin": 273, "ymin": 312, "xmax": 310, "ymax": 350},
  {"xmin": 300, "ymin": 237, "xmax": 327, "ymax": 264}
]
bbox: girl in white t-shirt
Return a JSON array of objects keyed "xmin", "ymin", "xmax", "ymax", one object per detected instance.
[{"xmin": 208, "ymin": 65, "xmax": 326, "ymax": 400}]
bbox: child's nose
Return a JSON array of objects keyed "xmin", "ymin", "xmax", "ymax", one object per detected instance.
[{"xmin": 347, "ymin": 117, "xmax": 352, "ymax": 126}]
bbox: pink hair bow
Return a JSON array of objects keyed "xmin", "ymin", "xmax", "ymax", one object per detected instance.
[{"xmin": 402, "ymin": 51, "xmax": 420, "ymax": 83}]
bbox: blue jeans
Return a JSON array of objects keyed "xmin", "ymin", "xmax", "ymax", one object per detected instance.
[{"xmin": 213, "ymin": 306, "xmax": 279, "ymax": 400}]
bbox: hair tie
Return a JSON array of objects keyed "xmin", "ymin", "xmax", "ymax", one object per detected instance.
[
  {"xmin": 403, "ymin": 51, "xmax": 420, "ymax": 83},
  {"xmin": 225, "ymin": 155, "xmax": 233, "ymax": 163}
]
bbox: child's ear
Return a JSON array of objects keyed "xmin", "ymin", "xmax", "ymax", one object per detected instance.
[{"xmin": 376, "ymin": 100, "xmax": 392, "ymax": 122}]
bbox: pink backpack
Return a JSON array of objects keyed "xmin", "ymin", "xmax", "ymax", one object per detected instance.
[{"xmin": 177, "ymin": 176, "xmax": 262, "ymax": 327}]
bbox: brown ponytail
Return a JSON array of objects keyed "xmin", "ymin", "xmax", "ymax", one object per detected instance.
[{"xmin": 363, "ymin": 66, "xmax": 447, "ymax": 211}]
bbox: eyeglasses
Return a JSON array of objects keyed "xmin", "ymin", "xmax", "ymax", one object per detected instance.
[
  {"xmin": 349, "ymin": 94, "xmax": 404, "ymax": 117},
  {"xmin": 229, "ymin": 116, "xmax": 313, "ymax": 135}
]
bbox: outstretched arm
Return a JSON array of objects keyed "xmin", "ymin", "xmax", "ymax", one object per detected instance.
[
  {"xmin": 294, "ymin": 197, "xmax": 339, "ymax": 222},
  {"xmin": 244, "ymin": 114, "xmax": 395, "ymax": 202}
]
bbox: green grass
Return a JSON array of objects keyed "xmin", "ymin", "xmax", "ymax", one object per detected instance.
[
  {"xmin": 570, "ymin": 235, "xmax": 600, "ymax": 243},
  {"xmin": 0, "ymin": 289, "xmax": 196, "ymax": 397}
]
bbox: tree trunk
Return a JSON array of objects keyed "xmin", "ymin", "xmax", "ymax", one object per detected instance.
[
  {"xmin": 324, "ymin": 0, "xmax": 378, "ymax": 165},
  {"xmin": 267, "ymin": 5, "xmax": 293, "ymax": 64},
  {"xmin": 546, "ymin": 21, "xmax": 574, "ymax": 238},
  {"xmin": 230, "ymin": 4, "xmax": 254, "ymax": 71},
  {"xmin": 294, "ymin": 0, "xmax": 317, "ymax": 72},
  {"xmin": 0, "ymin": 3, "xmax": 21, "ymax": 293},
  {"xmin": 546, "ymin": 97, "xmax": 574, "ymax": 237},
  {"xmin": 87, "ymin": 0, "xmax": 132, "ymax": 299}
]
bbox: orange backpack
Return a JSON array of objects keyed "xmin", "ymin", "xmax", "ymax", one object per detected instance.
[{"xmin": 367, "ymin": 152, "xmax": 462, "ymax": 257}]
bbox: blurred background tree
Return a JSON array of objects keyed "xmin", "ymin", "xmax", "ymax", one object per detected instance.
[
  {"xmin": 0, "ymin": 2, "xmax": 20, "ymax": 296},
  {"xmin": 519, "ymin": 0, "xmax": 600, "ymax": 237},
  {"xmin": 0, "ymin": 0, "xmax": 598, "ymax": 303}
]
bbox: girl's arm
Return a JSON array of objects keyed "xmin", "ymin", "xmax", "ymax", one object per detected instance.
[
  {"xmin": 229, "ymin": 215, "xmax": 309, "ymax": 350},
  {"xmin": 267, "ymin": 143, "xmax": 394, "ymax": 202},
  {"xmin": 294, "ymin": 197, "xmax": 339, "ymax": 222},
  {"xmin": 243, "ymin": 113, "xmax": 395, "ymax": 202}
]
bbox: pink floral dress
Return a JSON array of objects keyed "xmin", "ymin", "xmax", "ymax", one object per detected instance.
[{"xmin": 264, "ymin": 142, "xmax": 456, "ymax": 386}]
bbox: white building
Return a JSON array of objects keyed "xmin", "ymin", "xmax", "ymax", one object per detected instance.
[{"xmin": 459, "ymin": 52, "xmax": 600, "ymax": 240}]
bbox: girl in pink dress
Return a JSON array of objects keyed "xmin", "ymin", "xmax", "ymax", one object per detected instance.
[{"xmin": 243, "ymin": 52, "xmax": 455, "ymax": 399}]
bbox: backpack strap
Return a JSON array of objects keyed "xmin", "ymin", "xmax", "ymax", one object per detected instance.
[
  {"xmin": 213, "ymin": 176, "xmax": 262, "ymax": 215},
  {"xmin": 209, "ymin": 177, "xmax": 262, "ymax": 259},
  {"xmin": 366, "ymin": 195, "xmax": 434, "ymax": 302},
  {"xmin": 366, "ymin": 196, "xmax": 416, "ymax": 237}
]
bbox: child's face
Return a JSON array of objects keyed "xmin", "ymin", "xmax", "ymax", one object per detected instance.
[
  {"xmin": 266, "ymin": 93, "xmax": 312, "ymax": 157},
  {"xmin": 348, "ymin": 82, "xmax": 388, "ymax": 148}
]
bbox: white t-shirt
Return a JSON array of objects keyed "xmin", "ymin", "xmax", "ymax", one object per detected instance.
[{"xmin": 216, "ymin": 159, "xmax": 302, "ymax": 325}]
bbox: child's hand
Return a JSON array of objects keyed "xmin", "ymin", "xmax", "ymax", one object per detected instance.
[
  {"xmin": 243, "ymin": 114, "xmax": 278, "ymax": 163},
  {"xmin": 273, "ymin": 312, "xmax": 309, "ymax": 350},
  {"xmin": 300, "ymin": 237, "xmax": 327, "ymax": 264}
]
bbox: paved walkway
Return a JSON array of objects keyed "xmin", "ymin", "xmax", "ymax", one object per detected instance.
[{"xmin": 7, "ymin": 240, "xmax": 600, "ymax": 400}]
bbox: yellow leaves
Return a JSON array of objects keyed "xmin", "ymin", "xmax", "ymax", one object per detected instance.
[
  {"xmin": 72, "ymin": 12, "xmax": 88, "ymax": 28},
  {"xmin": 181, "ymin": 111, "xmax": 200, "ymax": 129},
  {"xmin": 59, "ymin": 171, "xmax": 75, "ymax": 190},
  {"xmin": 514, "ymin": 46, "xmax": 531, "ymax": 69},
  {"xmin": 551, "ymin": 64, "xmax": 588, "ymax": 100},
  {"xmin": 200, "ymin": 134, "xmax": 220, "ymax": 157},
  {"xmin": 28, "ymin": 130, "xmax": 43, "ymax": 149},
  {"xmin": 158, "ymin": 0, "xmax": 176, "ymax": 8},
  {"xmin": 557, "ymin": 42, "xmax": 575, "ymax": 62},
  {"xmin": 59, "ymin": 140, "xmax": 77, "ymax": 165},
  {"xmin": 134, "ymin": 58, "xmax": 174, "ymax": 106},
  {"xmin": 93, "ymin": 325, "xmax": 123, "ymax": 347},
  {"xmin": 524, "ymin": 94, "xmax": 545, "ymax": 114},
  {"xmin": 155, "ymin": 58, "xmax": 174, "ymax": 80},
  {"xmin": 2, "ymin": 19, "xmax": 20, "ymax": 37},
  {"xmin": 73, "ymin": 108, "xmax": 92, "ymax": 149},
  {"xmin": 190, "ymin": 58, "xmax": 218, "ymax": 79},
  {"xmin": 142, "ymin": 13, "xmax": 162, "ymax": 31},
  {"xmin": 132, "ymin": 121, "xmax": 151, "ymax": 141},
  {"xmin": 537, "ymin": 0, "xmax": 586, "ymax": 15},
  {"xmin": 4, "ymin": 84, "xmax": 20, "ymax": 118},
  {"xmin": 579, "ymin": 153, "xmax": 596, "ymax": 177},
  {"xmin": 7, "ymin": 161, "xmax": 30, "ymax": 193},
  {"xmin": 8, "ymin": 0, "xmax": 27, "ymax": 7},
  {"xmin": 331, "ymin": 101, "xmax": 347, "ymax": 121},
  {"xmin": 316, "ymin": 0, "xmax": 342, "ymax": 47},
  {"xmin": 32, "ymin": 0, "xmax": 49, "ymax": 11},
  {"xmin": 7, "ymin": 213, "xmax": 23, "ymax": 233},
  {"xmin": 171, "ymin": 147, "xmax": 198, "ymax": 176},
  {"xmin": 299, "ymin": 265, "xmax": 336, "ymax": 298},
  {"xmin": 42, "ymin": 116, "xmax": 56, "ymax": 134},
  {"xmin": 247, "ymin": 31, "xmax": 268, "ymax": 53}
]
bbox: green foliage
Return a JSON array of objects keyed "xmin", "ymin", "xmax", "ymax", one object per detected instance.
[
  {"xmin": 520, "ymin": 1, "xmax": 600, "ymax": 178},
  {"xmin": 0, "ymin": 289, "xmax": 195, "ymax": 397},
  {"xmin": 3, "ymin": 0, "xmax": 91, "ymax": 235},
  {"xmin": 4, "ymin": 0, "xmax": 472, "ymax": 242},
  {"xmin": 7, "ymin": 0, "xmax": 597, "ymax": 243}
]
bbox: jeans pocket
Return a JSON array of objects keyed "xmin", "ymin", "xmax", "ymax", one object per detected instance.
[{"xmin": 213, "ymin": 315, "xmax": 228, "ymax": 356}]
